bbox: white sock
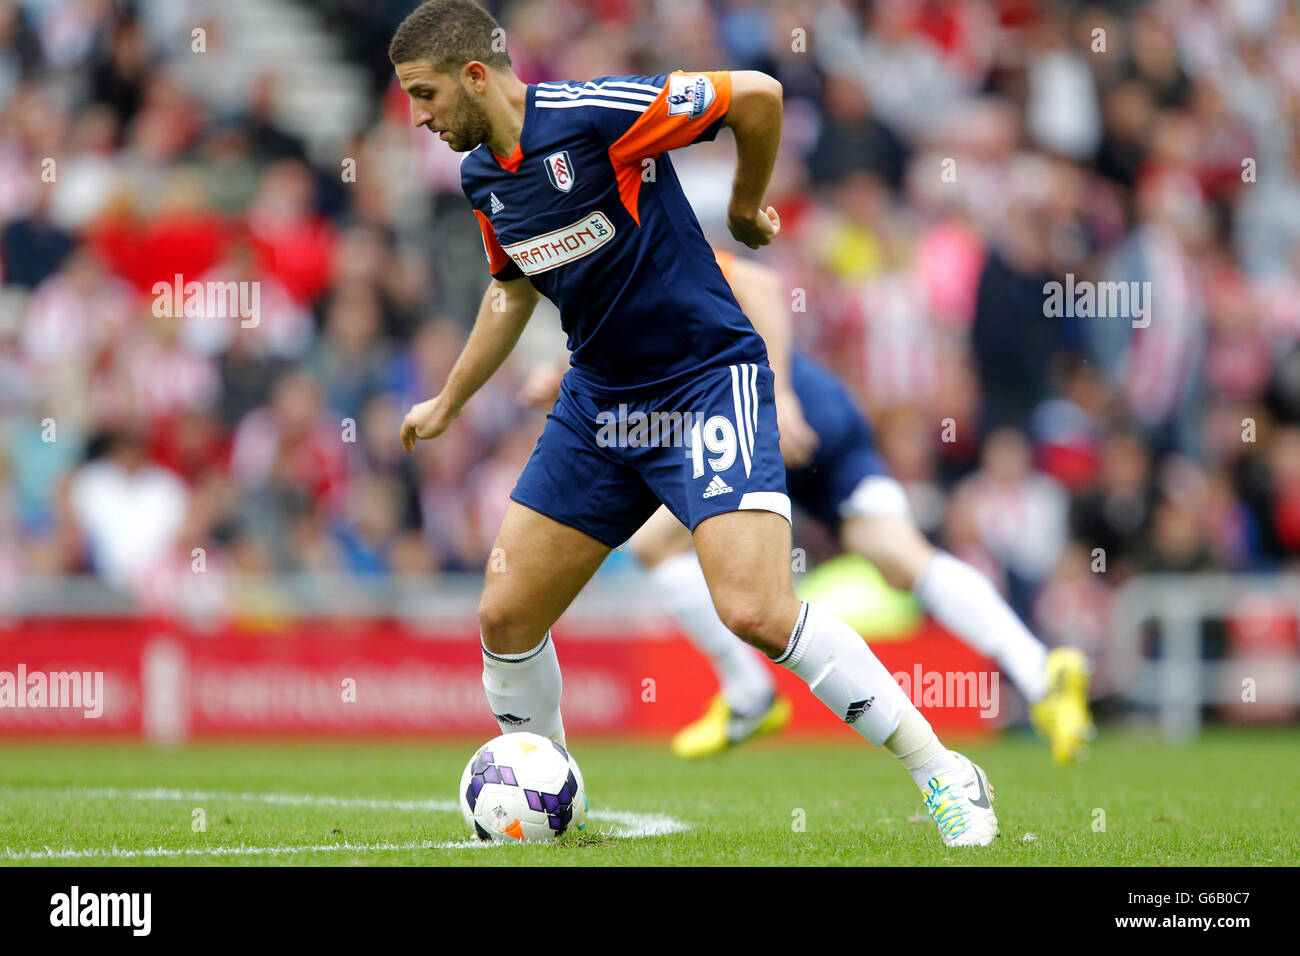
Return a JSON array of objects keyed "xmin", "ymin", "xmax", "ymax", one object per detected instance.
[
  {"xmin": 913, "ymin": 552, "xmax": 1048, "ymax": 703},
  {"xmin": 481, "ymin": 631, "xmax": 566, "ymax": 747},
  {"xmin": 884, "ymin": 706, "xmax": 964, "ymax": 790},
  {"xmin": 777, "ymin": 601, "xmax": 964, "ymax": 790},
  {"xmin": 647, "ymin": 552, "xmax": 775, "ymax": 715},
  {"xmin": 775, "ymin": 601, "xmax": 912, "ymax": 746}
]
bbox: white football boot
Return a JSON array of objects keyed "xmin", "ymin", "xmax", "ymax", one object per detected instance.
[{"xmin": 922, "ymin": 752, "xmax": 1000, "ymax": 847}]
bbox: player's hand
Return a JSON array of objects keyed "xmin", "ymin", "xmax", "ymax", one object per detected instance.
[
  {"xmin": 727, "ymin": 204, "xmax": 780, "ymax": 249},
  {"xmin": 517, "ymin": 362, "xmax": 565, "ymax": 410},
  {"xmin": 400, "ymin": 396, "xmax": 458, "ymax": 452},
  {"xmin": 775, "ymin": 387, "xmax": 818, "ymax": 467}
]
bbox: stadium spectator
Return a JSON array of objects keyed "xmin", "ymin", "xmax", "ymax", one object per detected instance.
[{"xmin": 68, "ymin": 426, "xmax": 188, "ymax": 589}]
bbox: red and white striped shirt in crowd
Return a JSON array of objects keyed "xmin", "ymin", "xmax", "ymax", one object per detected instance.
[
  {"xmin": 1121, "ymin": 225, "xmax": 1205, "ymax": 425},
  {"xmin": 20, "ymin": 269, "xmax": 134, "ymax": 371},
  {"xmin": 853, "ymin": 269, "xmax": 939, "ymax": 409},
  {"xmin": 120, "ymin": 329, "xmax": 221, "ymax": 423}
]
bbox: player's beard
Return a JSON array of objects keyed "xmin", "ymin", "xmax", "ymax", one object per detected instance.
[{"xmin": 446, "ymin": 86, "xmax": 492, "ymax": 152}]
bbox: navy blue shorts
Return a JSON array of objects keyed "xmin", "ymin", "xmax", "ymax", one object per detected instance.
[
  {"xmin": 785, "ymin": 353, "xmax": 906, "ymax": 529},
  {"xmin": 511, "ymin": 362, "xmax": 791, "ymax": 547}
]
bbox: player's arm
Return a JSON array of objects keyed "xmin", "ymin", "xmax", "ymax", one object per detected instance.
[
  {"xmin": 601, "ymin": 70, "xmax": 780, "ymax": 247},
  {"xmin": 720, "ymin": 71, "xmax": 783, "ymax": 249},
  {"xmin": 718, "ymin": 252, "xmax": 818, "ymax": 466},
  {"xmin": 400, "ymin": 276, "xmax": 540, "ymax": 451}
]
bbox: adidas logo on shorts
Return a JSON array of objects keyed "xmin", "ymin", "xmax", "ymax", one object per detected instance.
[{"xmin": 702, "ymin": 475, "xmax": 733, "ymax": 499}]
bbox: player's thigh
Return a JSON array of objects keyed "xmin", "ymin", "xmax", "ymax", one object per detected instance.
[
  {"xmin": 633, "ymin": 361, "xmax": 798, "ymax": 652},
  {"xmin": 513, "ymin": 380, "xmax": 664, "ymax": 550},
  {"xmin": 483, "ymin": 388, "xmax": 661, "ymax": 652},
  {"xmin": 693, "ymin": 508, "xmax": 801, "ymax": 655},
  {"xmin": 627, "ymin": 505, "xmax": 693, "ymax": 567},
  {"xmin": 479, "ymin": 500, "xmax": 611, "ymax": 654}
]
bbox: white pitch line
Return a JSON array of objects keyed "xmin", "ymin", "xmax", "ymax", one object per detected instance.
[
  {"xmin": 584, "ymin": 809, "xmax": 691, "ymax": 838},
  {"xmin": 0, "ymin": 786, "xmax": 691, "ymax": 859},
  {"xmin": 18, "ymin": 786, "xmax": 461, "ymax": 813},
  {"xmin": 0, "ymin": 840, "xmax": 492, "ymax": 862}
]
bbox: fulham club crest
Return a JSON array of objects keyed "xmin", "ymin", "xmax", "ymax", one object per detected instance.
[{"xmin": 544, "ymin": 150, "xmax": 575, "ymax": 192}]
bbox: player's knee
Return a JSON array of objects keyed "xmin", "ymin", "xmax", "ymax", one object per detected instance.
[
  {"xmin": 477, "ymin": 599, "xmax": 532, "ymax": 654},
  {"xmin": 713, "ymin": 596, "xmax": 789, "ymax": 657},
  {"xmin": 844, "ymin": 517, "xmax": 932, "ymax": 592},
  {"xmin": 866, "ymin": 548, "xmax": 917, "ymax": 592},
  {"xmin": 717, "ymin": 604, "xmax": 762, "ymax": 643},
  {"xmin": 476, "ymin": 600, "xmax": 507, "ymax": 648}
]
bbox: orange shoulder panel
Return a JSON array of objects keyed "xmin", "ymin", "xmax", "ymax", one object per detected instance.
[
  {"xmin": 608, "ymin": 71, "xmax": 733, "ymax": 225},
  {"xmin": 473, "ymin": 209, "xmax": 514, "ymax": 275}
]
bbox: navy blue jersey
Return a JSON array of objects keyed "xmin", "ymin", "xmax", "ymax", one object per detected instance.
[{"xmin": 460, "ymin": 72, "xmax": 767, "ymax": 399}]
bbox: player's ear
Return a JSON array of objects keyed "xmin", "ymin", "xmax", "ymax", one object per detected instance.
[{"xmin": 463, "ymin": 60, "xmax": 489, "ymax": 94}]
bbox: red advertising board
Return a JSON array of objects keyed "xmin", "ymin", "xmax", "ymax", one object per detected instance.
[{"xmin": 0, "ymin": 617, "xmax": 999, "ymax": 739}]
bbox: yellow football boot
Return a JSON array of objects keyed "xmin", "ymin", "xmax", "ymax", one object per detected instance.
[
  {"xmin": 670, "ymin": 694, "xmax": 793, "ymax": 758},
  {"xmin": 1030, "ymin": 647, "xmax": 1095, "ymax": 765}
]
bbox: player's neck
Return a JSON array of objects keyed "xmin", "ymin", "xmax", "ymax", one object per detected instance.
[{"xmin": 486, "ymin": 73, "xmax": 529, "ymax": 160}]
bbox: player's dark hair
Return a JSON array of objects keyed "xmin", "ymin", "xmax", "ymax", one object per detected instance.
[{"xmin": 388, "ymin": 0, "xmax": 512, "ymax": 73}]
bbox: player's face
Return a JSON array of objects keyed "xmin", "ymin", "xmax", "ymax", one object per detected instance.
[{"xmin": 396, "ymin": 60, "xmax": 492, "ymax": 152}]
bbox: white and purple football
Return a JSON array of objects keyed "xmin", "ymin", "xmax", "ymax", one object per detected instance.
[{"xmin": 459, "ymin": 732, "xmax": 588, "ymax": 842}]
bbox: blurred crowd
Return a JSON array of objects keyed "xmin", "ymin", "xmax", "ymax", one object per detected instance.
[{"xmin": 2, "ymin": 0, "xmax": 1300, "ymax": 665}]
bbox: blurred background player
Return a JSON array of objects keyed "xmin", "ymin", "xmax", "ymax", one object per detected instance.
[{"xmin": 525, "ymin": 251, "xmax": 1094, "ymax": 765}]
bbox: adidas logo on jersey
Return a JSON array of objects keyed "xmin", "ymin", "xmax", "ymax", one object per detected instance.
[
  {"xmin": 702, "ymin": 475, "xmax": 733, "ymax": 499},
  {"xmin": 489, "ymin": 193, "xmax": 505, "ymax": 214}
]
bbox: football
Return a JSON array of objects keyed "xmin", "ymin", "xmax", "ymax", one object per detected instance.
[{"xmin": 459, "ymin": 732, "xmax": 588, "ymax": 842}]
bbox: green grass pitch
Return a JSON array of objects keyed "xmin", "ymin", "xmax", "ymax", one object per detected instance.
[{"xmin": 0, "ymin": 728, "xmax": 1295, "ymax": 866}]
